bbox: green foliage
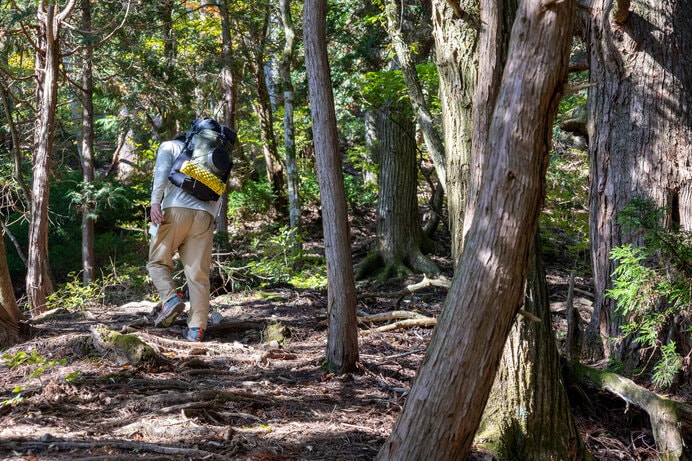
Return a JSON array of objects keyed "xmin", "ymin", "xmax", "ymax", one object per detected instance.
[
  {"xmin": 219, "ymin": 225, "xmax": 326, "ymax": 290},
  {"xmin": 344, "ymin": 174, "xmax": 377, "ymax": 209},
  {"xmin": 228, "ymin": 179, "xmax": 277, "ymax": 218},
  {"xmin": 1, "ymin": 350, "xmax": 67, "ymax": 406},
  {"xmin": 540, "ymin": 148, "xmax": 589, "ymax": 271},
  {"xmin": 606, "ymin": 198, "xmax": 692, "ymax": 389},
  {"xmin": 47, "ymin": 270, "xmax": 149, "ymax": 310}
]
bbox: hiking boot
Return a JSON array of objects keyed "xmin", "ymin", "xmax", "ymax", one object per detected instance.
[
  {"xmin": 183, "ymin": 327, "xmax": 205, "ymax": 342},
  {"xmin": 154, "ymin": 294, "xmax": 185, "ymax": 328}
]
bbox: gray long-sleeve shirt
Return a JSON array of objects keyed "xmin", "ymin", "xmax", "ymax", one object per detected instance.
[{"xmin": 150, "ymin": 140, "xmax": 220, "ymax": 218}]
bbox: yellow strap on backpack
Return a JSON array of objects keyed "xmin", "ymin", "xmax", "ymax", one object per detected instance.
[{"xmin": 180, "ymin": 161, "xmax": 226, "ymax": 196}]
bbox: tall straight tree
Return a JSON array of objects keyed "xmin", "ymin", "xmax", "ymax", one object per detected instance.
[
  {"xmin": 279, "ymin": 0, "xmax": 301, "ymax": 235},
  {"xmin": 28, "ymin": 0, "xmax": 77, "ymax": 314},
  {"xmin": 376, "ymin": 0, "xmax": 575, "ymax": 458},
  {"xmin": 586, "ymin": 0, "xmax": 692, "ymax": 363},
  {"xmin": 359, "ymin": 98, "xmax": 440, "ymax": 278},
  {"xmin": 303, "ymin": 0, "xmax": 358, "ymax": 373},
  {"xmin": 79, "ymin": 0, "xmax": 96, "ymax": 285},
  {"xmin": 217, "ymin": 0, "xmax": 239, "ymax": 238}
]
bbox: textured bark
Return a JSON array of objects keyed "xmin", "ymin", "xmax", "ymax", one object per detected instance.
[
  {"xmin": 28, "ymin": 1, "xmax": 77, "ymax": 314},
  {"xmin": 377, "ymin": 0, "xmax": 575, "ymax": 458},
  {"xmin": 304, "ymin": 0, "xmax": 358, "ymax": 373},
  {"xmin": 383, "ymin": 0, "xmax": 446, "ymax": 193},
  {"xmin": 373, "ymin": 100, "xmax": 439, "ymax": 278},
  {"xmin": 431, "ymin": 0, "xmax": 477, "ymax": 262},
  {"xmin": 463, "ymin": 0, "xmax": 517, "ymax": 242},
  {"xmin": 477, "ymin": 237, "xmax": 588, "ymax": 460},
  {"xmin": 586, "ymin": 0, "xmax": 692, "ymax": 360}
]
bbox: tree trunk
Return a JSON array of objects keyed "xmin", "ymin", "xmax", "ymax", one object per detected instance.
[
  {"xmin": 477, "ymin": 235, "xmax": 589, "ymax": 460},
  {"xmin": 304, "ymin": 0, "xmax": 359, "ymax": 373},
  {"xmin": 376, "ymin": 0, "xmax": 575, "ymax": 458},
  {"xmin": 28, "ymin": 2, "xmax": 77, "ymax": 314},
  {"xmin": 383, "ymin": 0, "xmax": 446, "ymax": 194},
  {"xmin": 431, "ymin": 0, "xmax": 477, "ymax": 262},
  {"xmin": 463, "ymin": 0, "xmax": 517, "ymax": 242},
  {"xmin": 216, "ymin": 0, "xmax": 238, "ymax": 238},
  {"xmin": 279, "ymin": 0, "xmax": 300, "ymax": 237},
  {"xmin": 80, "ymin": 0, "xmax": 96, "ymax": 286},
  {"xmin": 0, "ymin": 224, "xmax": 22, "ymax": 325},
  {"xmin": 370, "ymin": 99, "xmax": 439, "ymax": 279},
  {"xmin": 586, "ymin": 0, "xmax": 692, "ymax": 361}
]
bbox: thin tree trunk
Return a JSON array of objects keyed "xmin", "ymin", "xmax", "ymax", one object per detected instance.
[
  {"xmin": 279, "ymin": 0, "xmax": 300, "ymax": 235},
  {"xmin": 80, "ymin": 0, "xmax": 96, "ymax": 285},
  {"xmin": 304, "ymin": 0, "xmax": 358, "ymax": 373},
  {"xmin": 216, "ymin": 0, "xmax": 238, "ymax": 238},
  {"xmin": 377, "ymin": 0, "xmax": 575, "ymax": 457}
]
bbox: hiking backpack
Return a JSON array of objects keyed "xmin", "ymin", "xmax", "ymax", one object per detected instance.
[{"xmin": 168, "ymin": 118, "xmax": 237, "ymax": 202}]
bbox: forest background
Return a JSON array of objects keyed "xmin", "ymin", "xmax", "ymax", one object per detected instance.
[{"xmin": 0, "ymin": 0, "xmax": 691, "ymax": 460}]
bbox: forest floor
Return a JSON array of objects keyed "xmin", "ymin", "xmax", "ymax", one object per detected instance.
[{"xmin": 0, "ymin": 214, "xmax": 673, "ymax": 460}]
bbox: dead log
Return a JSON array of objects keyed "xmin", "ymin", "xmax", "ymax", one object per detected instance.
[{"xmin": 569, "ymin": 361, "xmax": 692, "ymax": 461}]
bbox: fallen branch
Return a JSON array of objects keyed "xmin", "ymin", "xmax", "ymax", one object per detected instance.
[
  {"xmin": 568, "ymin": 361, "xmax": 692, "ymax": 461},
  {"xmin": 396, "ymin": 275, "xmax": 451, "ymax": 308},
  {"xmin": 4, "ymin": 438, "xmax": 221, "ymax": 460},
  {"xmin": 360, "ymin": 317, "xmax": 438, "ymax": 335}
]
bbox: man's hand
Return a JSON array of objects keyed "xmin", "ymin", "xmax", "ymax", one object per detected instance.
[{"xmin": 150, "ymin": 203, "xmax": 164, "ymax": 226}]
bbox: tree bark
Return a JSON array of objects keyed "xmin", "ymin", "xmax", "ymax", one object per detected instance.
[
  {"xmin": 376, "ymin": 0, "xmax": 575, "ymax": 458},
  {"xmin": 28, "ymin": 1, "xmax": 77, "ymax": 314},
  {"xmin": 80, "ymin": 0, "xmax": 96, "ymax": 285},
  {"xmin": 586, "ymin": 0, "xmax": 692, "ymax": 361},
  {"xmin": 304, "ymin": 0, "xmax": 359, "ymax": 373},
  {"xmin": 217, "ymin": 0, "xmax": 238, "ymax": 238},
  {"xmin": 371, "ymin": 99, "xmax": 439, "ymax": 278},
  {"xmin": 431, "ymin": 0, "xmax": 477, "ymax": 262},
  {"xmin": 477, "ymin": 236, "xmax": 589, "ymax": 460},
  {"xmin": 383, "ymin": 0, "xmax": 446, "ymax": 193},
  {"xmin": 279, "ymin": 0, "xmax": 300, "ymax": 236}
]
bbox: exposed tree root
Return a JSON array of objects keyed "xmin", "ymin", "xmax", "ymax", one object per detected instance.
[{"xmin": 568, "ymin": 361, "xmax": 692, "ymax": 461}]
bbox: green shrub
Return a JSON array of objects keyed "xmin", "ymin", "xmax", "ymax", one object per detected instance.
[{"xmin": 606, "ymin": 198, "xmax": 692, "ymax": 389}]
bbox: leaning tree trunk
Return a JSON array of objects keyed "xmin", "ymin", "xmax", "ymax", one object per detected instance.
[
  {"xmin": 477, "ymin": 235, "xmax": 589, "ymax": 460},
  {"xmin": 376, "ymin": 0, "xmax": 575, "ymax": 458},
  {"xmin": 586, "ymin": 0, "xmax": 692, "ymax": 362},
  {"xmin": 370, "ymin": 99, "xmax": 439, "ymax": 279},
  {"xmin": 304, "ymin": 0, "xmax": 359, "ymax": 373}
]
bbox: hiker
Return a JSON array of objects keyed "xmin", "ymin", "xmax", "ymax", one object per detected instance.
[{"xmin": 147, "ymin": 119, "xmax": 236, "ymax": 342}]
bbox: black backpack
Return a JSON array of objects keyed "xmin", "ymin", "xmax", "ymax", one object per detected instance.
[{"xmin": 168, "ymin": 118, "xmax": 237, "ymax": 202}]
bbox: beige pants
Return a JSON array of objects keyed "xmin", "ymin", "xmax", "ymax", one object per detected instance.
[{"xmin": 147, "ymin": 207, "xmax": 215, "ymax": 329}]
